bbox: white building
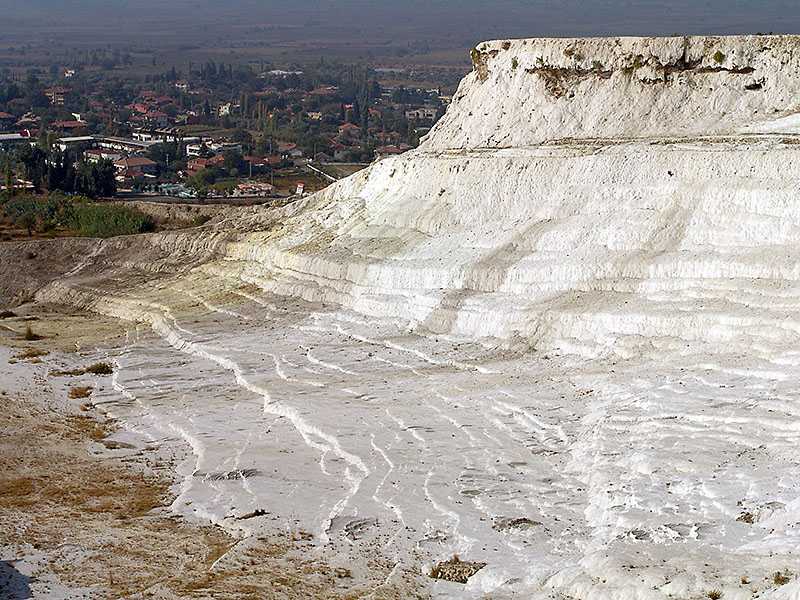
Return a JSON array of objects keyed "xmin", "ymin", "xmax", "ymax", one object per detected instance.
[{"xmin": 186, "ymin": 141, "xmax": 242, "ymax": 157}]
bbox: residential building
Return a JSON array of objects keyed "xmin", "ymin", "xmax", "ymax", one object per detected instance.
[
  {"xmin": 0, "ymin": 132, "xmax": 34, "ymax": 150},
  {"xmin": 44, "ymin": 86, "xmax": 71, "ymax": 105},
  {"xmin": 55, "ymin": 136, "xmax": 95, "ymax": 152},
  {"xmin": 232, "ymin": 182, "xmax": 274, "ymax": 197},
  {"xmin": 114, "ymin": 156, "xmax": 158, "ymax": 175},
  {"xmin": 338, "ymin": 123, "xmax": 361, "ymax": 135},
  {"xmin": 374, "ymin": 145, "xmax": 403, "ymax": 158},
  {"xmin": 280, "ymin": 144, "xmax": 303, "ymax": 158},
  {"xmin": 0, "ymin": 112, "xmax": 14, "ymax": 131},
  {"xmin": 186, "ymin": 141, "xmax": 242, "ymax": 157},
  {"xmin": 84, "ymin": 149, "xmax": 125, "ymax": 163},
  {"xmin": 330, "ymin": 143, "xmax": 351, "ymax": 161},
  {"xmin": 97, "ymin": 136, "xmax": 163, "ymax": 154},
  {"xmin": 51, "ymin": 120, "xmax": 87, "ymax": 131},
  {"xmin": 405, "ymin": 107, "xmax": 438, "ymax": 120}
]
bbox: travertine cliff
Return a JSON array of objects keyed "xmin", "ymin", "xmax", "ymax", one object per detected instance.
[
  {"xmin": 7, "ymin": 36, "xmax": 800, "ymax": 600},
  {"xmin": 431, "ymin": 35, "xmax": 800, "ymax": 147}
]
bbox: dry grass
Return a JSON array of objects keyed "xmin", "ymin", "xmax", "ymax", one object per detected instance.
[
  {"xmin": 52, "ymin": 367, "xmax": 87, "ymax": 376},
  {"xmin": 773, "ymin": 571, "xmax": 792, "ymax": 586},
  {"xmin": 69, "ymin": 385, "xmax": 94, "ymax": 399},
  {"xmin": 15, "ymin": 348, "xmax": 49, "ymax": 359},
  {"xmin": 53, "ymin": 362, "xmax": 114, "ymax": 376}
]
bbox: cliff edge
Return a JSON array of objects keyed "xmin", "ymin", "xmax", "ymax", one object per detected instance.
[{"xmin": 426, "ymin": 35, "xmax": 800, "ymax": 148}]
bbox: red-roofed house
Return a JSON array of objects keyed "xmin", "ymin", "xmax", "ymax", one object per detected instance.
[
  {"xmin": 280, "ymin": 144, "xmax": 303, "ymax": 159},
  {"xmin": 143, "ymin": 111, "xmax": 169, "ymax": 127},
  {"xmin": 51, "ymin": 120, "xmax": 87, "ymax": 131},
  {"xmin": 374, "ymin": 145, "xmax": 403, "ymax": 158},
  {"xmin": 243, "ymin": 156, "xmax": 266, "ymax": 168},
  {"xmin": 115, "ymin": 168, "xmax": 145, "ymax": 182},
  {"xmin": 338, "ymin": 123, "xmax": 361, "ymax": 137},
  {"xmin": 310, "ymin": 87, "xmax": 337, "ymax": 95},
  {"xmin": 187, "ymin": 157, "xmax": 211, "ymax": 172},
  {"xmin": 114, "ymin": 156, "xmax": 157, "ymax": 174}
]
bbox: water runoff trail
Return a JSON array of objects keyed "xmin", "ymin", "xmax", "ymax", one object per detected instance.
[{"xmin": 83, "ymin": 278, "xmax": 800, "ymax": 599}]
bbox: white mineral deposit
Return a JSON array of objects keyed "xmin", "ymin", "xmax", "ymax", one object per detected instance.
[{"xmin": 6, "ymin": 35, "xmax": 800, "ymax": 599}]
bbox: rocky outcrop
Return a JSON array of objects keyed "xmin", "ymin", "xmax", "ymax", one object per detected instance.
[{"xmin": 431, "ymin": 35, "xmax": 800, "ymax": 148}]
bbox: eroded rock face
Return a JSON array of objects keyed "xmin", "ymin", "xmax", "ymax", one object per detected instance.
[{"xmin": 433, "ymin": 35, "xmax": 800, "ymax": 148}]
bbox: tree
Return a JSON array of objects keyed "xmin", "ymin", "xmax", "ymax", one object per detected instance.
[
  {"xmin": 222, "ymin": 150, "xmax": 246, "ymax": 174},
  {"xmin": 186, "ymin": 168, "xmax": 216, "ymax": 190},
  {"xmin": 230, "ymin": 127, "xmax": 252, "ymax": 146},
  {"xmin": 3, "ymin": 161, "xmax": 13, "ymax": 199},
  {"xmin": 20, "ymin": 214, "xmax": 35, "ymax": 236}
]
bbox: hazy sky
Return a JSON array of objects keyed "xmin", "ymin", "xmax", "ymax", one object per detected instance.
[
  {"xmin": 1, "ymin": 0, "xmax": 798, "ymax": 63},
  {"xmin": 2, "ymin": 0, "xmax": 798, "ymax": 37}
]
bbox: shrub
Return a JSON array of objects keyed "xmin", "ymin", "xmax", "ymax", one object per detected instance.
[
  {"xmin": 23, "ymin": 322, "xmax": 42, "ymax": 340},
  {"xmin": 774, "ymin": 571, "xmax": 791, "ymax": 586},
  {"xmin": 88, "ymin": 425, "xmax": 107, "ymax": 440},
  {"xmin": 51, "ymin": 367, "xmax": 85, "ymax": 376},
  {"xmin": 70, "ymin": 202, "xmax": 154, "ymax": 238},
  {"xmin": 69, "ymin": 386, "xmax": 93, "ymax": 399},
  {"xmin": 193, "ymin": 214, "xmax": 212, "ymax": 227},
  {"xmin": 707, "ymin": 590, "xmax": 722, "ymax": 599},
  {"xmin": 2, "ymin": 194, "xmax": 74, "ymax": 229},
  {"xmin": 428, "ymin": 555, "xmax": 486, "ymax": 583},
  {"xmin": 713, "ymin": 50, "xmax": 725, "ymax": 64},
  {"xmin": 85, "ymin": 362, "xmax": 113, "ymax": 375}
]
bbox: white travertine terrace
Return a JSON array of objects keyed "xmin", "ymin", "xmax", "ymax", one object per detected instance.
[{"xmin": 31, "ymin": 35, "xmax": 800, "ymax": 599}]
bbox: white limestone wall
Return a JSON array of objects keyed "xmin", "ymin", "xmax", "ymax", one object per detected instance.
[
  {"xmin": 205, "ymin": 136, "xmax": 800, "ymax": 356},
  {"xmin": 425, "ymin": 35, "xmax": 800, "ymax": 148}
]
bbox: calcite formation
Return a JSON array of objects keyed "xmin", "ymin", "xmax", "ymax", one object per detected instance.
[{"xmin": 11, "ymin": 35, "xmax": 800, "ymax": 599}]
